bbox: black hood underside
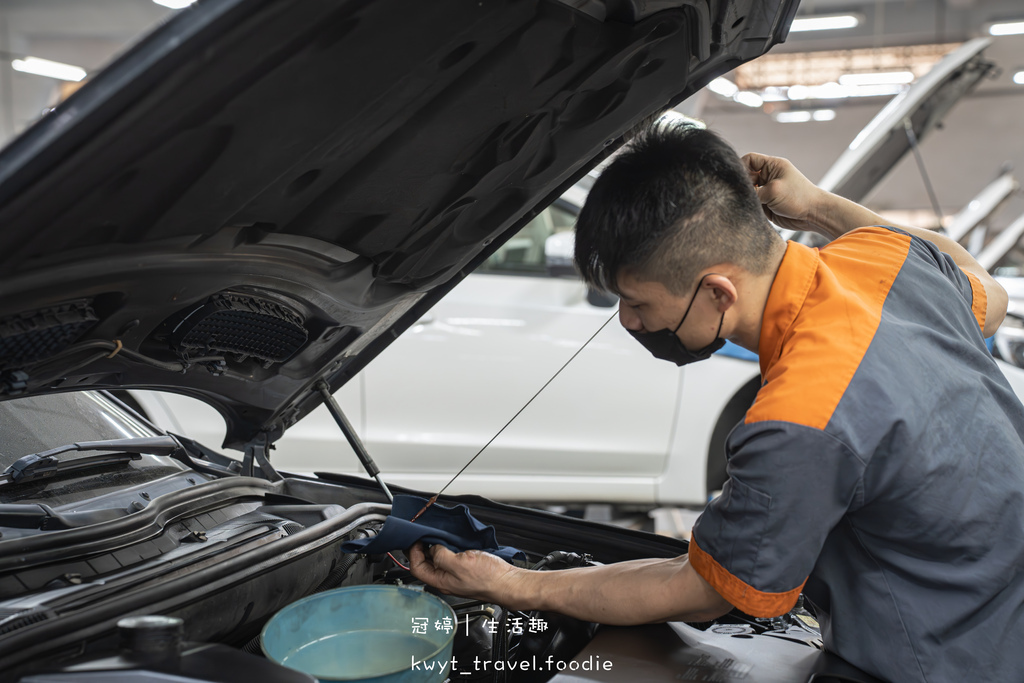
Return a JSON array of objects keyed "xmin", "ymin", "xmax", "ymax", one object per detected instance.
[{"xmin": 0, "ymin": 0, "xmax": 796, "ymax": 449}]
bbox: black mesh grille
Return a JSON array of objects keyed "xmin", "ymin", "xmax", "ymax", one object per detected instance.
[
  {"xmin": 0, "ymin": 300, "xmax": 98, "ymax": 370},
  {"xmin": 170, "ymin": 294, "xmax": 307, "ymax": 365}
]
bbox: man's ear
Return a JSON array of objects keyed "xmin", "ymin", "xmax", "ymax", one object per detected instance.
[{"xmin": 703, "ymin": 273, "xmax": 738, "ymax": 312}]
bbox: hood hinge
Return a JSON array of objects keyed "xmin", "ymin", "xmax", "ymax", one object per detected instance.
[{"xmin": 240, "ymin": 433, "xmax": 282, "ymax": 482}]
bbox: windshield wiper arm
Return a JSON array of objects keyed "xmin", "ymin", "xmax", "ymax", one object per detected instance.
[{"xmin": 0, "ymin": 436, "xmax": 182, "ymax": 487}]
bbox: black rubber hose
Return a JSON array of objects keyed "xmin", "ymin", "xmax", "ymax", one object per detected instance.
[
  {"xmin": 313, "ymin": 553, "xmax": 361, "ymax": 593},
  {"xmin": 241, "ymin": 632, "xmax": 263, "ymax": 656},
  {"xmin": 531, "ymin": 550, "xmax": 591, "ymax": 571}
]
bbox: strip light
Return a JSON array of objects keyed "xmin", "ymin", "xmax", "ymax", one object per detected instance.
[
  {"xmin": 776, "ymin": 111, "xmax": 812, "ymax": 123},
  {"xmin": 733, "ymin": 91, "xmax": 764, "ymax": 108},
  {"xmin": 153, "ymin": 0, "xmax": 195, "ymax": 8},
  {"xmin": 838, "ymin": 71, "xmax": 914, "ymax": 86},
  {"xmin": 708, "ymin": 77, "xmax": 739, "ymax": 97},
  {"xmin": 790, "ymin": 15, "xmax": 859, "ymax": 32},
  {"xmin": 775, "ymin": 109, "xmax": 836, "ymax": 123},
  {"xmin": 989, "ymin": 21, "xmax": 1024, "ymax": 36},
  {"xmin": 11, "ymin": 57, "xmax": 86, "ymax": 82},
  {"xmin": 787, "ymin": 82, "xmax": 904, "ymax": 100}
]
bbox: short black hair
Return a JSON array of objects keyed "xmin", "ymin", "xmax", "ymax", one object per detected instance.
[{"xmin": 574, "ymin": 121, "xmax": 781, "ymax": 295}]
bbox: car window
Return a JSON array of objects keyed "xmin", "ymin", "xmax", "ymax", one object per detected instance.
[
  {"xmin": 0, "ymin": 392, "xmax": 154, "ymax": 467},
  {"xmin": 478, "ymin": 204, "xmax": 577, "ymax": 275},
  {"xmin": 0, "ymin": 392, "xmax": 182, "ymax": 506}
]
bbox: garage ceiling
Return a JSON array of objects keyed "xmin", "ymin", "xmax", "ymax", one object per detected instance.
[
  {"xmin": 700, "ymin": 0, "xmax": 1024, "ymax": 263},
  {"xmin": 1, "ymin": 0, "xmax": 1023, "ymax": 263}
]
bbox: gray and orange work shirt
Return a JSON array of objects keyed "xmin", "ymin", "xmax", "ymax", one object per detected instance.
[{"xmin": 689, "ymin": 226, "xmax": 1024, "ymax": 683}]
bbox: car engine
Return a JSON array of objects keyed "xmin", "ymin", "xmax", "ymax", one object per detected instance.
[{"xmin": 0, "ymin": 472, "xmax": 830, "ymax": 683}]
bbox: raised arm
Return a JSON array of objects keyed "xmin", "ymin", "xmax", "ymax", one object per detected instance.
[
  {"xmin": 743, "ymin": 152, "xmax": 1007, "ymax": 336},
  {"xmin": 407, "ymin": 543, "xmax": 732, "ymax": 625}
]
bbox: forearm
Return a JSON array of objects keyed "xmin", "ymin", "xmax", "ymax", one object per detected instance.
[
  {"xmin": 499, "ymin": 555, "xmax": 732, "ymax": 625},
  {"xmin": 811, "ymin": 189, "xmax": 1007, "ymax": 334}
]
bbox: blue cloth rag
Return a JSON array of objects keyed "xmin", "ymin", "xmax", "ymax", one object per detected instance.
[{"xmin": 340, "ymin": 494, "xmax": 526, "ymax": 562}]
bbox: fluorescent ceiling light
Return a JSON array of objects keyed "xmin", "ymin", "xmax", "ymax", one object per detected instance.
[
  {"xmin": 847, "ymin": 83, "xmax": 907, "ymax": 98},
  {"xmin": 11, "ymin": 57, "xmax": 86, "ymax": 82},
  {"xmin": 989, "ymin": 21, "xmax": 1024, "ymax": 36},
  {"xmin": 775, "ymin": 111, "xmax": 812, "ymax": 123},
  {"xmin": 153, "ymin": 0, "xmax": 195, "ymax": 8},
  {"xmin": 708, "ymin": 77, "xmax": 739, "ymax": 97},
  {"xmin": 790, "ymin": 15, "xmax": 859, "ymax": 32},
  {"xmin": 1014, "ymin": 71, "xmax": 1024, "ymax": 85},
  {"xmin": 785, "ymin": 82, "xmax": 904, "ymax": 100},
  {"xmin": 733, "ymin": 91, "xmax": 763, "ymax": 108},
  {"xmin": 786, "ymin": 85, "xmax": 809, "ymax": 100},
  {"xmin": 806, "ymin": 82, "xmax": 849, "ymax": 99},
  {"xmin": 775, "ymin": 109, "xmax": 836, "ymax": 123},
  {"xmin": 838, "ymin": 71, "xmax": 914, "ymax": 86}
]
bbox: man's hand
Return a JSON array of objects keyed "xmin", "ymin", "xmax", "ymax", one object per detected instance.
[
  {"xmin": 408, "ymin": 543, "xmax": 525, "ymax": 605},
  {"xmin": 742, "ymin": 152, "xmax": 832, "ymax": 236}
]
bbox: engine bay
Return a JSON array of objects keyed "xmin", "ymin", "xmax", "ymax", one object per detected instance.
[{"xmin": 0, "ymin": 474, "xmax": 837, "ymax": 683}]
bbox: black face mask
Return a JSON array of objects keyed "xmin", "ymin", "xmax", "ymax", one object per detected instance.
[{"xmin": 628, "ymin": 274, "xmax": 725, "ymax": 367}]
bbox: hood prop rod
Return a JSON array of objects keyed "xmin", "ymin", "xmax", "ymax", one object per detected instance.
[{"xmin": 316, "ymin": 380, "xmax": 393, "ymax": 503}]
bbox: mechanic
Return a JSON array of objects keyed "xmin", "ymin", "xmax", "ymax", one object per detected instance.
[{"xmin": 409, "ymin": 122, "xmax": 1024, "ymax": 682}]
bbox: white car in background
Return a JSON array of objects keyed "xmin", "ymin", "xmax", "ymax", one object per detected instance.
[{"xmin": 135, "ymin": 37, "xmax": 1012, "ymax": 509}]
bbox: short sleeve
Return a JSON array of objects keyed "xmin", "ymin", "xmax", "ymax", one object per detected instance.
[
  {"xmin": 961, "ymin": 269, "xmax": 987, "ymax": 333},
  {"xmin": 899, "ymin": 229, "xmax": 986, "ymax": 332},
  {"xmin": 689, "ymin": 421, "xmax": 865, "ymax": 618}
]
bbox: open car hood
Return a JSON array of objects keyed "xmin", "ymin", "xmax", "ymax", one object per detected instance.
[
  {"xmin": 817, "ymin": 37, "xmax": 994, "ymax": 202},
  {"xmin": 0, "ymin": 0, "xmax": 798, "ymax": 449},
  {"xmin": 781, "ymin": 38, "xmax": 994, "ymax": 247}
]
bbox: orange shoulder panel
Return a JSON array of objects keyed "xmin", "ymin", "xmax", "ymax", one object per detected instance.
[
  {"xmin": 747, "ymin": 227, "xmax": 911, "ymax": 430},
  {"xmin": 688, "ymin": 532, "xmax": 804, "ymax": 618}
]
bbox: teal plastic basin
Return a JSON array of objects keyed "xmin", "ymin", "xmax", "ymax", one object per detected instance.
[{"xmin": 261, "ymin": 585, "xmax": 457, "ymax": 682}]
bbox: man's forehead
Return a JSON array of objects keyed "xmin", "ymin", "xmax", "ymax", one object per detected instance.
[{"xmin": 614, "ymin": 271, "xmax": 643, "ymax": 298}]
